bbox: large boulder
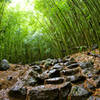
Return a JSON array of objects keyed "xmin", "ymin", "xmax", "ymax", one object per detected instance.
[
  {"xmin": 70, "ymin": 86, "xmax": 92, "ymax": 100},
  {"xmin": 67, "ymin": 75, "xmax": 86, "ymax": 84},
  {"xmin": 48, "ymin": 69, "xmax": 60, "ymax": 78},
  {"xmin": 29, "ymin": 82, "xmax": 72, "ymax": 100},
  {"xmin": 8, "ymin": 80, "xmax": 27, "ymax": 100},
  {"xmin": 61, "ymin": 67, "xmax": 80, "ymax": 76},
  {"xmin": 29, "ymin": 85, "xmax": 59, "ymax": 100},
  {"xmin": 59, "ymin": 82, "xmax": 72, "ymax": 100},
  {"xmin": 0, "ymin": 59, "xmax": 10, "ymax": 71}
]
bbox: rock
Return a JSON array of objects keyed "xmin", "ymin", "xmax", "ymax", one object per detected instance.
[
  {"xmin": 79, "ymin": 61, "xmax": 94, "ymax": 69},
  {"xmin": 52, "ymin": 59, "xmax": 58, "ymax": 65},
  {"xmin": 32, "ymin": 65, "xmax": 42, "ymax": 73},
  {"xmin": 45, "ymin": 62, "xmax": 52, "ymax": 68},
  {"xmin": 95, "ymin": 77, "xmax": 100, "ymax": 88},
  {"xmin": 45, "ymin": 77, "xmax": 64, "ymax": 84},
  {"xmin": 29, "ymin": 70, "xmax": 44, "ymax": 85},
  {"xmin": 87, "ymin": 52, "xmax": 100, "ymax": 58},
  {"xmin": 29, "ymin": 70, "xmax": 38, "ymax": 78},
  {"xmin": 29, "ymin": 70, "xmax": 45, "ymax": 85},
  {"xmin": 63, "ymin": 57, "xmax": 75, "ymax": 63},
  {"xmin": 29, "ymin": 82, "xmax": 72, "ymax": 100},
  {"xmin": 87, "ymin": 72, "xmax": 94, "ymax": 78},
  {"xmin": 8, "ymin": 85, "xmax": 27, "ymax": 100},
  {"xmin": 34, "ymin": 70, "xmax": 50, "ymax": 85},
  {"xmin": 0, "ymin": 98, "xmax": 9, "ymax": 100},
  {"xmin": 92, "ymin": 76, "xmax": 100, "ymax": 89},
  {"xmin": 67, "ymin": 63, "xmax": 79, "ymax": 69},
  {"xmin": 8, "ymin": 79, "xmax": 27, "ymax": 100},
  {"xmin": 36, "ymin": 75, "xmax": 45, "ymax": 85},
  {"xmin": 40, "ymin": 60, "xmax": 45, "ymax": 65},
  {"xmin": 57, "ymin": 58, "xmax": 63, "ymax": 63},
  {"xmin": 71, "ymin": 75, "xmax": 86, "ymax": 84},
  {"xmin": 67, "ymin": 75, "xmax": 86, "ymax": 84},
  {"xmin": 93, "ymin": 76, "xmax": 99, "ymax": 80},
  {"xmin": 61, "ymin": 67, "xmax": 80, "ymax": 76},
  {"xmin": 70, "ymin": 86, "xmax": 92, "ymax": 100},
  {"xmin": 66, "ymin": 76, "xmax": 76, "ymax": 82},
  {"xmin": 25, "ymin": 77, "xmax": 37, "ymax": 86},
  {"xmin": 44, "ymin": 59, "xmax": 53, "ymax": 68},
  {"xmin": 64, "ymin": 56, "xmax": 70, "ymax": 59},
  {"xmin": 0, "ymin": 59, "xmax": 10, "ymax": 71},
  {"xmin": 48, "ymin": 69, "xmax": 60, "ymax": 78},
  {"xmin": 82, "ymin": 67, "xmax": 94, "ymax": 77},
  {"xmin": 59, "ymin": 82, "xmax": 72, "ymax": 100},
  {"xmin": 85, "ymin": 81, "xmax": 96, "ymax": 91},
  {"xmin": 41, "ymin": 58, "xmax": 57, "ymax": 66},
  {"xmin": 94, "ymin": 69, "xmax": 100, "ymax": 75},
  {"xmin": 63, "ymin": 60, "xmax": 77, "ymax": 66},
  {"xmin": 91, "ymin": 44, "xmax": 98, "ymax": 50},
  {"xmin": 59, "ymin": 63, "xmax": 64, "ymax": 66},
  {"xmin": 88, "ymin": 96, "xmax": 100, "ymax": 100},
  {"xmin": 82, "ymin": 69, "xmax": 88, "ymax": 75},
  {"xmin": 29, "ymin": 61, "xmax": 41, "ymax": 66},
  {"xmin": 29, "ymin": 85, "xmax": 59, "ymax": 100},
  {"xmin": 52, "ymin": 64, "xmax": 63, "ymax": 70},
  {"xmin": 38, "ymin": 70, "xmax": 49, "ymax": 79},
  {"xmin": 0, "ymin": 83, "xmax": 2, "ymax": 89}
]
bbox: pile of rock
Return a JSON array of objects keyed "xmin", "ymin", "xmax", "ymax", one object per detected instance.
[{"xmin": 7, "ymin": 56, "xmax": 100, "ymax": 100}]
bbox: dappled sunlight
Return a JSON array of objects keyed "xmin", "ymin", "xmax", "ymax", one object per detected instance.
[{"xmin": 8, "ymin": 0, "xmax": 34, "ymax": 11}]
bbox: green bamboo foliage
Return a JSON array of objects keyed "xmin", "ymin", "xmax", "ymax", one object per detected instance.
[
  {"xmin": 0, "ymin": 0, "xmax": 100, "ymax": 63},
  {"xmin": 34, "ymin": 0, "xmax": 100, "ymax": 52}
]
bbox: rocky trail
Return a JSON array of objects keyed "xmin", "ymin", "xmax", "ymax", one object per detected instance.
[{"xmin": 0, "ymin": 50, "xmax": 100, "ymax": 100}]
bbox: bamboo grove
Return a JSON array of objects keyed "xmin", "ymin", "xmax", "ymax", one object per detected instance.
[{"xmin": 0, "ymin": 0, "xmax": 100, "ymax": 63}]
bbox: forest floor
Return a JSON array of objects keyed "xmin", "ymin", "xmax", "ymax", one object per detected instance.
[{"xmin": 0, "ymin": 49, "xmax": 100, "ymax": 100}]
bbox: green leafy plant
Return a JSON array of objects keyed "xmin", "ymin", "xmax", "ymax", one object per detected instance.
[{"xmin": 0, "ymin": 0, "xmax": 100, "ymax": 63}]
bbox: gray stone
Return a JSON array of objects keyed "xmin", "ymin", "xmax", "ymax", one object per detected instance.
[
  {"xmin": 8, "ymin": 79, "xmax": 27, "ymax": 100},
  {"xmin": 88, "ymin": 96, "xmax": 100, "ymax": 100},
  {"xmin": 32, "ymin": 65, "xmax": 42, "ymax": 73},
  {"xmin": 70, "ymin": 86, "xmax": 92, "ymax": 100},
  {"xmin": 95, "ymin": 76, "xmax": 100, "ymax": 88},
  {"xmin": 63, "ymin": 57, "xmax": 75, "ymax": 63},
  {"xmin": 67, "ymin": 63, "xmax": 79, "ymax": 69},
  {"xmin": 0, "ymin": 59, "xmax": 10, "ymax": 71},
  {"xmin": 59, "ymin": 82, "xmax": 72, "ymax": 100},
  {"xmin": 85, "ymin": 81, "xmax": 96, "ymax": 91},
  {"xmin": 45, "ymin": 77, "xmax": 64, "ymax": 84},
  {"xmin": 8, "ymin": 86, "xmax": 27, "ymax": 100},
  {"xmin": 52, "ymin": 64, "xmax": 63, "ymax": 70},
  {"xmin": 67, "ymin": 75, "xmax": 86, "ymax": 84},
  {"xmin": 57, "ymin": 58, "xmax": 63, "ymax": 63},
  {"xmin": 44, "ymin": 59, "xmax": 53, "ymax": 68},
  {"xmin": 25, "ymin": 77, "xmax": 37, "ymax": 86},
  {"xmin": 29, "ymin": 85, "xmax": 59, "ymax": 100},
  {"xmin": 29, "ymin": 82, "xmax": 72, "ymax": 100},
  {"xmin": 29, "ymin": 70, "xmax": 38, "ymax": 78},
  {"xmin": 48, "ymin": 69, "xmax": 60, "ymax": 78},
  {"xmin": 61, "ymin": 67, "xmax": 80, "ymax": 76},
  {"xmin": 79, "ymin": 61, "xmax": 94, "ymax": 69}
]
